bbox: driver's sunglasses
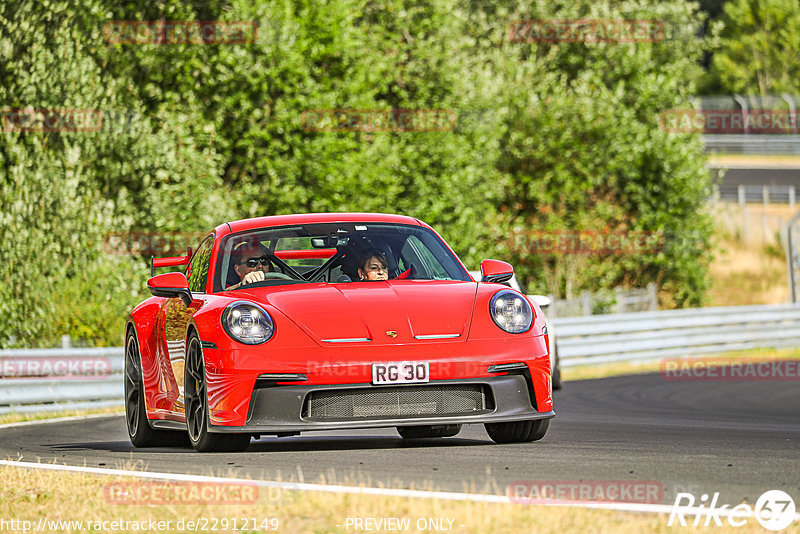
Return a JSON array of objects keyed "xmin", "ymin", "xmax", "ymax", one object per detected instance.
[{"xmin": 242, "ymin": 255, "xmax": 269, "ymax": 268}]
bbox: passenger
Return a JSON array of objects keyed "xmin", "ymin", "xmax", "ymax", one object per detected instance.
[
  {"xmin": 358, "ymin": 249, "xmax": 389, "ymax": 281},
  {"xmin": 228, "ymin": 241, "xmax": 271, "ymax": 289}
]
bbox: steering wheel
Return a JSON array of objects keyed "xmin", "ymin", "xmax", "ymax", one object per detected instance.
[{"xmin": 262, "ymin": 272, "xmax": 295, "ymax": 281}]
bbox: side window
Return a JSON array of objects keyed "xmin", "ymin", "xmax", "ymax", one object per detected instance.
[
  {"xmin": 187, "ymin": 235, "xmax": 214, "ymax": 293},
  {"xmin": 400, "ymin": 235, "xmax": 449, "ymax": 279}
]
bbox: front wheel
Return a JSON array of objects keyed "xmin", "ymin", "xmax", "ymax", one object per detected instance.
[
  {"xmin": 184, "ymin": 333, "xmax": 251, "ymax": 452},
  {"xmin": 397, "ymin": 424, "xmax": 462, "ymax": 439},
  {"xmin": 485, "ymin": 419, "xmax": 549, "ymax": 443}
]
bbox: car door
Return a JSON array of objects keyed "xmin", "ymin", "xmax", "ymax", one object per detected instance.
[{"xmin": 162, "ymin": 233, "xmax": 214, "ymax": 413}]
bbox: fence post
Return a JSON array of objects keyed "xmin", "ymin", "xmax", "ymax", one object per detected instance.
[
  {"xmin": 647, "ymin": 283, "xmax": 658, "ymax": 311},
  {"xmin": 742, "ymin": 204, "xmax": 749, "ymax": 244},
  {"xmin": 614, "ymin": 287, "xmax": 624, "ymax": 314},
  {"xmin": 763, "ymin": 185, "xmax": 769, "ymax": 206},
  {"xmin": 782, "ymin": 93, "xmax": 798, "ymax": 134},
  {"xmin": 61, "ymin": 335, "xmax": 71, "ymax": 349},
  {"xmin": 738, "ymin": 184, "xmax": 745, "ymax": 207},
  {"xmin": 547, "ymin": 294, "xmax": 557, "ymax": 318},
  {"xmin": 581, "ymin": 291, "xmax": 592, "ymax": 316},
  {"xmin": 779, "ymin": 217, "xmax": 787, "ymax": 249},
  {"xmin": 791, "ymin": 186, "xmax": 796, "ymax": 209},
  {"xmin": 733, "ymin": 94, "xmax": 749, "ymax": 134}
]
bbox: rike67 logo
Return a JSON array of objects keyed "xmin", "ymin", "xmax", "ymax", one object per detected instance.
[{"xmin": 668, "ymin": 490, "xmax": 797, "ymax": 531}]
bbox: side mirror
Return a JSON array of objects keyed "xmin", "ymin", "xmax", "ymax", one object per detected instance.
[
  {"xmin": 480, "ymin": 259, "xmax": 514, "ymax": 284},
  {"xmin": 148, "ymin": 272, "xmax": 193, "ymax": 307}
]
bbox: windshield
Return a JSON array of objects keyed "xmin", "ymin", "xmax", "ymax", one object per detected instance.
[{"xmin": 214, "ymin": 222, "xmax": 470, "ymax": 291}]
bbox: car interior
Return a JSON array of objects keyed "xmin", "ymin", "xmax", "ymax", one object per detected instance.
[{"xmin": 220, "ymin": 223, "xmax": 468, "ymax": 290}]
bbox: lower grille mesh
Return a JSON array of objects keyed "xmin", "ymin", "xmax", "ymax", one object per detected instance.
[{"xmin": 304, "ymin": 384, "xmax": 490, "ymax": 420}]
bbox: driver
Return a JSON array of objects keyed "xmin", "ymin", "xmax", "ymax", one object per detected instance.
[
  {"xmin": 358, "ymin": 249, "xmax": 389, "ymax": 281},
  {"xmin": 228, "ymin": 241, "xmax": 271, "ymax": 289}
]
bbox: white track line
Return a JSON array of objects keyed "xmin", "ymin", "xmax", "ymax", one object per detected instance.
[{"xmin": 3, "ymin": 459, "xmax": 799, "ymax": 521}]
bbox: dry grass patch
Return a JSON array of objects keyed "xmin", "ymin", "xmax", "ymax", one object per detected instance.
[
  {"xmin": 708, "ymin": 203, "xmax": 791, "ymax": 306},
  {"xmin": 708, "ymin": 238, "xmax": 788, "ymax": 306},
  {"xmin": 708, "ymin": 154, "xmax": 800, "ymax": 168},
  {"xmin": 562, "ymin": 347, "xmax": 800, "ymax": 382},
  {"xmin": 1, "ymin": 463, "xmax": 790, "ymax": 533}
]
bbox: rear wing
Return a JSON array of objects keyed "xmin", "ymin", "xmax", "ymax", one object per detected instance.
[{"xmin": 151, "ymin": 247, "xmax": 192, "ymax": 277}]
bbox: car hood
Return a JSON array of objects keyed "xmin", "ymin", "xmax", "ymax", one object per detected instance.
[{"xmin": 254, "ymin": 281, "xmax": 477, "ymax": 345}]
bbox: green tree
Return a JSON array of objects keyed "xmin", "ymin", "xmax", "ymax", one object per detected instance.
[
  {"xmin": 464, "ymin": 0, "xmax": 714, "ymax": 305},
  {"xmin": 708, "ymin": 0, "xmax": 800, "ymax": 94},
  {"xmin": 0, "ymin": 0, "xmax": 231, "ymax": 347},
  {"xmin": 0, "ymin": 0, "xmax": 717, "ymax": 347}
]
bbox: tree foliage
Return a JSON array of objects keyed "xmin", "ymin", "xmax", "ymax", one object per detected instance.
[
  {"xmin": 707, "ymin": 0, "xmax": 800, "ymax": 94},
  {"xmin": 0, "ymin": 0, "xmax": 715, "ymax": 347}
]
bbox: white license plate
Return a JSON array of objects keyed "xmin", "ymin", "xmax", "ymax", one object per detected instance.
[{"xmin": 372, "ymin": 361, "xmax": 430, "ymax": 385}]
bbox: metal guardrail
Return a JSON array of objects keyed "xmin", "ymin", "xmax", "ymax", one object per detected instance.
[
  {"xmin": 2, "ymin": 303, "xmax": 800, "ymax": 412},
  {"xmin": 0, "ymin": 348, "xmax": 124, "ymax": 414},
  {"xmin": 548, "ymin": 285, "xmax": 658, "ymax": 317},
  {"xmin": 552, "ymin": 303, "xmax": 800, "ymax": 367},
  {"xmin": 703, "ymin": 134, "xmax": 800, "ymax": 154},
  {"xmin": 717, "ymin": 184, "xmax": 797, "ymax": 206}
]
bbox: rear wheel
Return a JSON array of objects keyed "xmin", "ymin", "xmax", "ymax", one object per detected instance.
[
  {"xmin": 184, "ymin": 333, "xmax": 251, "ymax": 452},
  {"xmin": 485, "ymin": 418, "xmax": 549, "ymax": 443},
  {"xmin": 125, "ymin": 332, "xmax": 186, "ymax": 447},
  {"xmin": 397, "ymin": 424, "xmax": 462, "ymax": 439}
]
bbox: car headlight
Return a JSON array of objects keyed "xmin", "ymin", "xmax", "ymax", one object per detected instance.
[
  {"xmin": 490, "ymin": 290, "xmax": 533, "ymax": 334},
  {"xmin": 222, "ymin": 301, "xmax": 274, "ymax": 344}
]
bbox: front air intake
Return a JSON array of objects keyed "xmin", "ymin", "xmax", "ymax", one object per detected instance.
[{"xmin": 303, "ymin": 384, "xmax": 493, "ymax": 421}]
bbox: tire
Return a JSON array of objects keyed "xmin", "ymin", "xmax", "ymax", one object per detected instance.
[
  {"xmin": 184, "ymin": 333, "xmax": 251, "ymax": 452},
  {"xmin": 551, "ymin": 341, "xmax": 562, "ymax": 391},
  {"xmin": 397, "ymin": 424, "xmax": 462, "ymax": 439},
  {"xmin": 124, "ymin": 331, "xmax": 187, "ymax": 447},
  {"xmin": 484, "ymin": 418, "xmax": 549, "ymax": 443}
]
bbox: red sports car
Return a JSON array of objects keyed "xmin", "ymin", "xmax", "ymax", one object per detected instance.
[{"xmin": 125, "ymin": 213, "xmax": 554, "ymax": 451}]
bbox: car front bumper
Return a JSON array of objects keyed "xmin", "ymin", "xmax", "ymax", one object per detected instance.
[{"xmin": 208, "ymin": 375, "xmax": 554, "ymax": 433}]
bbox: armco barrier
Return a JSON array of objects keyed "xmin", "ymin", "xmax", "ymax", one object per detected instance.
[
  {"xmin": 2, "ymin": 303, "xmax": 800, "ymax": 413},
  {"xmin": 0, "ymin": 347, "xmax": 124, "ymax": 414},
  {"xmin": 552, "ymin": 303, "xmax": 800, "ymax": 367}
]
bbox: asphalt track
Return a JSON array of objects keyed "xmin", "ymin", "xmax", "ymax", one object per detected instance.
[{"xmin": 1, "ymin": 372, "xmax": 798, "ymax": 507}]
